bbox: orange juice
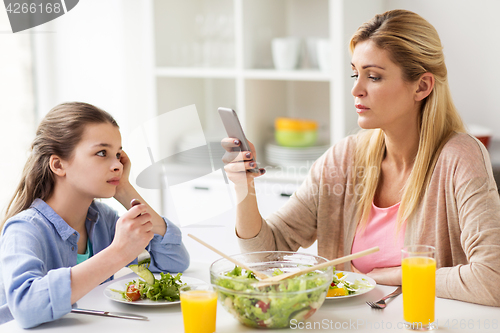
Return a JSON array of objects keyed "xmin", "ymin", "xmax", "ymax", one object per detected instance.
[
  {"xmin": 402, "ymin": 257, "xmax": 436, "ymax": 326},
  {"xmin": 180, "ymin": 290, "xmax": 217, "ymax": 333}
]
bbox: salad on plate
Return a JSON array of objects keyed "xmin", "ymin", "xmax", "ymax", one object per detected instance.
[
  {"xmin": 111, "ymin": 265, "xmax": 185, "ymax": 302},
  {"xmin": 326, "ymin": 269, "xmax": 374, "ymax": 298}
]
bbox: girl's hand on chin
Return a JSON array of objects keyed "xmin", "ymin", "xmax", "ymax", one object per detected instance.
[
  {"xmin": 111, "ymin": 203, "xmax": 154, "ymax": 262},
  {"xmin": 366, "ymin": 266, "xmax": 402, "ymax": 286},
  {"xmin": 115, "ymin": 150, "xmax": 132, "ymax": 195}
]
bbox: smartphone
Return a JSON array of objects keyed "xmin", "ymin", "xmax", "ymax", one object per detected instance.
[{"xmin": 218, "ymin": 107, "xmax": 260, "ymax": 173}]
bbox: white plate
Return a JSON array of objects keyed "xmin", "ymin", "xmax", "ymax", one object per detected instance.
[
  {"xmin": 266, "ymin": 144, "xmax": 329, "ymax": 154},
  {"xmin": 104, "ymin": 275, "xmax": 207, "ymax": 306},
  {"xmin": 325, "ymin": 271, "xmax": 376, "ymax": 299},
  {"xmin": 264, "ymin": 144, "xmax": 329, "ymax": 167}
]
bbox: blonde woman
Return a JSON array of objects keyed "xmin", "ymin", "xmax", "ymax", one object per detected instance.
[
  {"xmin": 221, "ymin": 9, "xmax": 500, "ymax": 306},
  {"xmin": 0, "ymin": 102, "xmax": 190, "ymax": 327}
]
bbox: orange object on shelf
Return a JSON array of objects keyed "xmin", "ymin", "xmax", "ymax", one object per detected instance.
[
  {"xmin": 275, "ymin": 117, "xmax": 318, "ymax": 131},
  {"xmin": 274, "ymin": 117, "xmax": 318, "ymax": 147}
]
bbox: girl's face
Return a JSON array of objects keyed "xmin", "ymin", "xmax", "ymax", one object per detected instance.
[
  {"xmin": 351, "ymin": 40, "xmax": 420, "ymax": 133},
  {"xmin": 63, "ymin": 122, "xmax": 123, "ymax": 200}
]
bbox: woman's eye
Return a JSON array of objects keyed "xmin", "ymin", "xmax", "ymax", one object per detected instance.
[
  {"xmin": 350, "ymin": 74, "xmax": 359, "ymax": 80},
  {"xmin": 116, "ymin": 152, "xmax": 121, "ymax": 159},
  {"xmin": 97, "ymin": 150, "xmax": 106, "ymax": 157},
  {"xmin": 369, "ymin": 76, "xmax": 381, "ymax": 82}
]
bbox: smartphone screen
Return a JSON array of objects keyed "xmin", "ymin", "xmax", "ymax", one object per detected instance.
[{"xmin": 218, "ymin": 107, "xmax": 260, "ymax": 173}]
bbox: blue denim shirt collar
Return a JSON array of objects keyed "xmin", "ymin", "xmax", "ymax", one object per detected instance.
[
  {"xmin": 30, "ymin": 198, "xmax": 100, "ymax": 242},
  {"xmin": 87, "ymin": 202, "xmax": 99, "ymax": 223}
]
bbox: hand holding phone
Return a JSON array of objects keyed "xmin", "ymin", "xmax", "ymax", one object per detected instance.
[{"xmin": 218, "ymin": 107, "xmax": 260, "ymax": 173}]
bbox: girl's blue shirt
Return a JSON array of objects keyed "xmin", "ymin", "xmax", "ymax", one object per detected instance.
[{"xmin": 0, "ymin": 198, "xmax": 190, "ymax": 328}]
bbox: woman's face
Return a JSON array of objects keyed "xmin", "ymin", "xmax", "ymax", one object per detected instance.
[
  {"xmin": 62, "ymin": 122, "xmax": 123, "ymax": 200},
  {"xmin": 351, "ymin": 40, "xmax": 420, "ymax": 133}
]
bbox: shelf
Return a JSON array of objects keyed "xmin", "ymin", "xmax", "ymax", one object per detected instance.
[
  {"xmin": 242, "ymin": 69, "xmax": 331, "ymax": 82},
  {"xmin": 155, "ymin": 67, "xmax": 331, "ymax": 82},
  {"xmin": 155, "ymin": 67, "xmax": 236, "ymax": 79},
  {"xmin": 153, "ymin": 0, "xmax": 235, "ymax": 68}
]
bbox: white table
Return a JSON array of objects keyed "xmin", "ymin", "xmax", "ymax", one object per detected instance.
[{"xmin": 3, "ymin": 261, "xmax": 500, "ymax": 332}]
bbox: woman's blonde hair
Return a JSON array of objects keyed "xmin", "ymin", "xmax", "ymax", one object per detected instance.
[
  {"xmin": 1, "ymin": 102, "xmax": 118, "ymax": 230},
  {"xmin": 350, "ymin": 10, "xmax": 465, "ymax": 228}
]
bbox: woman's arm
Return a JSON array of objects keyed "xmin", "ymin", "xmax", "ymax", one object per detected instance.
[
  {"xmin": 435, "ymin": 137, "xmax": 500, "ymax": 306},
  {"xmin": 221, "ymin": 138, "xmax": 265, "ymax": 239},
  {"xmin": 436, "ymin": 175, "xmax": 500, "ymax": 306},
  {"xmin": 221, "ymin": 138, "xmax": 341, "ymax": 254},
  {"xmin": 221, "ymin": 137, "xmax": 319, "ymax": 249}
]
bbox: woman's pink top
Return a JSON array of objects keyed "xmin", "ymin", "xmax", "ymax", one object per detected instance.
[{"xmin": 351, "ymin": 202, "xmax": 406, "ymax": 274}]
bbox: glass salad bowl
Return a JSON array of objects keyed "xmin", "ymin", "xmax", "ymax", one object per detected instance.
[{"xmin": 210, "ymin": 251, "xmax": 333, "ymax": 329}]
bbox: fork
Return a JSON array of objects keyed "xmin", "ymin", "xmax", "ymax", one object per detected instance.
[
  {"xmin": 366, "ymin": 286, "xmax": 402, "ymax": 309},
  {"xmin": 130, "ymin": 199, "xmax": 150, "ymax": 269},
  {"xmin": 137, "ymin": 251, "xmax": 151, "ymax": 269}
]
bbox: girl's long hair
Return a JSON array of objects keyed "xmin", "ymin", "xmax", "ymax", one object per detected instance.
[
  {"xmin": 350, "ymin": 10, "xmax": 465, "ymax": 229},
  {"xmin": 1, "ymin": 102, "xmax": 118, "ymax": 230}
]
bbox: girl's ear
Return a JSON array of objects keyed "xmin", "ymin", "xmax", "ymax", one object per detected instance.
[
  {"xmin": 415, "ymin": 73, "xmax": 435, "ymax": 101},
  {"xmin": 49, "ymin": 155, "xmax": 66, "ymax": 177}
]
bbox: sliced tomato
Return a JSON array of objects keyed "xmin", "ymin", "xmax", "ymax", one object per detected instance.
[
  {"xmin": 126, "ymin": 284, "xmax": 141, "ymax": 301},
  {"xmin": 303, "ymin": 308, "xmax": 317, "ymax": 320},
  {"xmin": 257, "ymin": 320, "xmax": 267, "ymax": 327},
  {"xmin": 256, "ymin": 300, "xmax": 270, "ymax": 313}
]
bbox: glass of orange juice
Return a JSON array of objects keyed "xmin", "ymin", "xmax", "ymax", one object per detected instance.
[
  {"xmin": 402, "ymin": 245, "xmax": 437, "ymax": 331},
  {"xmin": 180, "ymin": 284, "xmax": 217, "ymax": 333}
]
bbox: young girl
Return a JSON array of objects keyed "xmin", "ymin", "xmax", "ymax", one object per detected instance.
[{"xmin": 0, "ymin": 102, "xmax": 190, "ymax": 328}]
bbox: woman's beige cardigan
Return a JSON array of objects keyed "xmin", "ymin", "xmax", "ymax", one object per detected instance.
[{"xmin": 238, "ymin": 133, "xmax": 500, "ymax": 306}]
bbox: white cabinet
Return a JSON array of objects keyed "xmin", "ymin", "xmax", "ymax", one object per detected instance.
[
  {"xmin": 147, "ymin": 0, "xmax": 385, "ymax": 224},
  {"xmin": 161, "ymin": 170, "xmax": 301, "ymax": 228},
  {"xmin": 167, "ymin": 176, "xmax": 310, "ymax": 261}
]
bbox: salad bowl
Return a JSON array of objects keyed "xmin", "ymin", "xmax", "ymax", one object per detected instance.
[{"xmin": 210, "ymin": 251, "xmax": 333, "ymax": 329}]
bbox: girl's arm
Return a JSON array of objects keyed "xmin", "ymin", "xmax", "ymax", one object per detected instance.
[
  {"xmin": 113, "ymin": 151, "xmax": 166, "ymax": 236},
  {"xmin": 112, "ymin": 151, "xmax": 189, "ymax": 273},
  {"xmin": 113, "ymin": 185, "xmax": 166, "ymax": 235},
  {"xmin": 70, "ymin": 203, "xmax": 153, "ymax": 303}
]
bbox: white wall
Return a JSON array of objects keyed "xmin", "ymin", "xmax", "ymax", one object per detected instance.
[
  {"xmin": 384, "ymin": 0, "xmax": 500, "ymax": 138},
  {"xmin": 0, "ymin": 8, "xmax": 36, "ymax": 215}
]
